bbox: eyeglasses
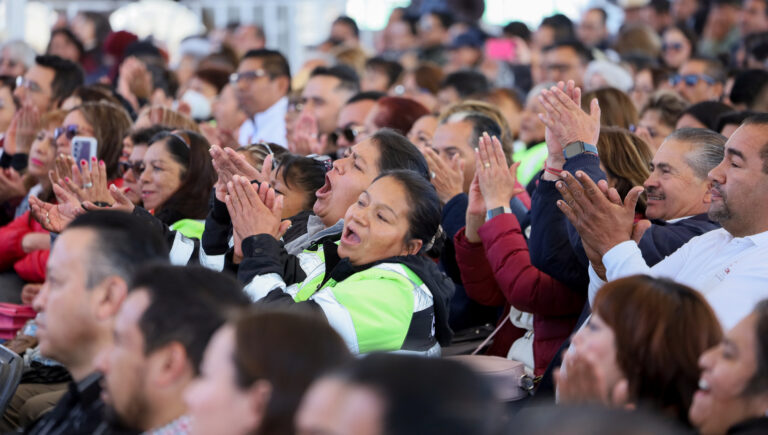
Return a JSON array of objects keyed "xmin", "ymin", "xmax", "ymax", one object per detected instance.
[
  {"xmin": 330, "ymin": 126, "xmax": 363, "ymax": 144},
  {"xmin": 118, "ymin": 161, "xmax": 145, "ymax": 176},
  {"xmin": 662, "ymin": 42, "xmax": 684, "ymax": 52},
  {"xmin": 54, "ymin": 125, "xmax": 80, "ymax": 140},
  {"xmin": 229, "ymin": 69, "xmax": 268, "ymax": 84},
  {"xmin": 15, "ymin": 76, "xmax": 42, "ymax": 93},
  {"xmin": 288, "ymin": 101, "xmax": 304, "ymax": 113},
  {"xmin": 670, "ymin": 74, "xmax": 716, "ymax": 87}
]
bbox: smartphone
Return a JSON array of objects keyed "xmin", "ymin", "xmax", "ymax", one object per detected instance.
[
  {"xmin": 71, "ymin": 136, "xmax": 98, "ymax": 169},
  {"xmin": 485, "ymin": 38, "xmax": 516, "ymax": 62}
]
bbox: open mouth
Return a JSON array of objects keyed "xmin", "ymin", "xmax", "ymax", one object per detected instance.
[
  {"xmin": 315, "ymin": 174, "xmax": 332, "ymax": 199},
  {"xmin": 697, "ymin": 378, "xmax": 710, "ymax": 394},
  {"xmin": 341, "ymin": 225, "xmax": 361, "ymax": 245}
]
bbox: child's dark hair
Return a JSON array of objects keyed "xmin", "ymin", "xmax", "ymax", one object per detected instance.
[{"xmin": 276, "ymin": 154, "xmax": 328, "ymax": 211}]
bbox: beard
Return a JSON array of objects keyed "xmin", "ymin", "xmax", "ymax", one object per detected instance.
[
  {"xmin": 708, "ymin": 183, "xmax": 731, "ymax": 222},
  {"xmin": 103, "ymin": 388, "xmax": 150, "ymax": 434}
]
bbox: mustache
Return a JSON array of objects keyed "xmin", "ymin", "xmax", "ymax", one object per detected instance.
[{"xmin": 712, "ymin": 181, "xmax": 726, "ymax": 197}]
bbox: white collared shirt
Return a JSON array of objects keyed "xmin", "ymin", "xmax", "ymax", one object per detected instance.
[
  {"xmin": 237, "ymin": 96, "xmax": 288, "ymax": 147},
  {"xmin": 589, "ymin": 228, "xmax": 768, "ymax": 330}
]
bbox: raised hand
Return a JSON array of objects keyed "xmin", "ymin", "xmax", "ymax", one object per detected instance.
[
  {"xmin": 538, "ymin": 82, "xmax": 600, "ymax": 149},
  {"xmin": 83, "ymin": 184, "xmax": 136, "ymax": 213},
  {"xmin": 5, "ymin": 105, "xmax": 40, "ymax": 155},
  {"xmin": 291, "ymin": 112, "xmax": 326, "ymax": 156},
  {"xmin": 423, "ymin": 147, "xmax": 464, "ymax": 204},
  {"xmin": 63, "ymin": 158, "xmax": 114, "ymax": 205},
  {"xmin": 225, "ymin": 176, "xmax": 291, "ymax": 243},
  {"xmin": 475, "ymin": 133, "xmax": 525, "ymax": 211},
  {"xmin": 50, "ymin": 154, "xmax": 76, "ymax": 186},
  {"xmin": 555, "ymin": 170, "xmax": 644, "ymax": 257},
  {"xmin": 29, "ymin": 182, "xmax": 85, "ymax": 233},
  {"xmin": 0, "ymin": 168, "xmax": 27, "ymax": 202}
]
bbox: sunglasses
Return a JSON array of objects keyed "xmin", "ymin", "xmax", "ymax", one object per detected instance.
[
  {"xmin": 229, "ymin": 69, "xmax": 267, "ymax": 84},
  {"xmin": 330, "ymin": 126, "xmax": 363, "ymax": 144},
  {"xmin": 670, "ymin": 74, "xmax": 716, "ymax": 87},
  {"xmin": 662, "ymin": 42, "xmax": 684, "ymax": 52},
  {"xmin": 53, "ymin": 125, "xmax": 80, "ymax": 140},
  {"xmin": 118, "ymin": 161, "xmax": 145, "ymax": 176}
]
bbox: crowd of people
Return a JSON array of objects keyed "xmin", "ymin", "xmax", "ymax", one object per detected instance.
[{"xmin": 0, "ymin": 0, "xmax": 768, "ymax": 433}]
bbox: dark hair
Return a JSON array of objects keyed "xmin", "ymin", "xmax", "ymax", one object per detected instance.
[
  {"xmin": 233, "ymin": 309, "xmax": 351, "ymax": 435},
  {"xmin": 682, "ymin": 101, "xmax": 734, "ymax": 130},
  {"xmin": 588, "ymin": 7, "xmax": 608, "ymax": 24},
  {"xmin": 730, "ymin": 69, "xmax": 768, "ymax": 109},
  {"xmin": 716, "ymin": 110, "xmax": 760, "ymax": 133},
  {"xmin": 310, "ymin": 65, "xmax": 360, "ymax": 94},
  {"xmin": 741, "ymin": 113, "xmax": 768, "ymax": 173},
  {"xmin": 640, "ymin": 91, "xmax": 689, "ymax": 130},
  {"xmin": 664, "ymin": 24, "xmax": 698, "ymax": 55},
  {"xmin": 47, "ymin": 28, "xmax": 85, "ymax": 59},
  {"xmin": 130, "ymin": 125, "xmax": 171, "ymax": 147},
  {"xmin": 370, "ymin": 97, "xmax": 430, "ymax": 135},
  {"xmin": 374, "ymin": 169, "xmax": 442, "ymax": 254},
  {"xmin": 347, "ymin": 91, "xmax": 386, "ymax": 104},
  {"xmin": 667, "ymin": 128, "xmax": 726, "ymax": 179},
  {"xmin": 745, "ymin": 299, "xmax": 768, "ymax": 394},
  {"xmin": 70, "ymin": 84, "xmax": 121, "ymax": 106},
  {"xmin": 427, "ymin": 11, "xmax": 454, "ymax": 29},
  {"xmin": 75, "ymin": 101, "xmax": 133, "ymax": 179},
  {"xmin": 149, "ymin": 130, "xmax": 216, "ymax": 223},
  {"xmin": 439, "ymin": 70, "xmax": 490, "ymax": 98},
  {"xmin": 277, "ymin": 154, "xmax": 328, "ymax": 211},
  {"xmin": 146, "ymin": 63, "xmax": 179, "ymax": 100},
  {"xmin": 442, "ymin": 110, "xmax": 503, "ymax": 154},
  {"xmin": 194, "ymin": 67, "xmax": 231, "ymax": 93},
  {"xmin": 333, "ymin": 16, "xmax": 359, "ymax": 38},
  {"xmin": 687, "ymin": 56, "xmax": 726, "ymax": 83},
  {"xmin": 331, "ymin": 353, "xmax": 503, "ymax": 435},
  {"xmin": 503, "ymin": 21, "xmax": 531, "ymax": 41},
  {"xmin": 79, "ymin": 11, "xmax": 112, "ymax": 45},
  {"xmin": 35, "ymin": 54, "xmax": 85, "ymax": 107},
  {"xmin": 67, "ymin": 210, "xmax": 169, "ymax": 288},
  {"xmin": 542, "ymin": 38, "xmax": 593, "ymax": 65},
  {"xmin": 540, "ymin": 13, "xmax": 576, "ymax": 42},
  {"xmin": 130, "ymin": 265, "xmax": 250, "ymax": 373},
  {"xmin": 593, "ymin": 275, "xmax": 722, "ymax": 425},
  {"xmin": 241, "ymin": 49, "xmax": 291, "ymax": 82},
  {"xmin": 364, "ymin": 57, "xmax": 404, "ymax": 89},
  {"xmin": 370, "ymin": 129, "xmax": 430, "ymax": 181},
  {"xmin": 412, "ymin": 62, "xmax": 444, "ymax": 95},
  {"xmin": 516, "ymin": 406, "xmax": 686, "ymax": 435}
]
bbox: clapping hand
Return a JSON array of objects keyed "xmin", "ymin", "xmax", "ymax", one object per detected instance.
[
  {"xmin": 475, "ymin": 133, "xmax": 525, "ymax": 211},
  {"xmin": 225, "ymin": 175, "xmax": 291, "ymax": 244},
  {"xmin": 423, "ymin": 147, "xmax": 464, "ymax": 204},
  {"xmin": 291, "ymin": 112, "xmax": 327, "ymax": 156},
  {"xmin": 5, "ymin": 104, "xmax": 40, "ymax": 155},
  {"xmin": 554, "ymin": 346, "xmax": 629, "ymax": 407},
  {"xmin": 29, "ymin": 181, "xmax": 85, "ymax": 233},
  {"xmin": 538, "ymin": 81, "xmax": 600, "ymax": 151},
  {"xmin": 62, "ymin": 158, "xmax": 114, "ymax": 206},
  {"xmin": 0, "ymin": 168, "xmax": 26, "ymax": 202}
]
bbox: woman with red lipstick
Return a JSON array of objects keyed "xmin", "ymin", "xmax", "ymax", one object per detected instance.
[
  {"xmin": 555, "ymin": 275, "xmax": 721, "ymax": 428},
  {"xmin": 230, "ymin": 169, "xmax": 453, "ymax": 356},
  {"xmin": 689, "ymin": 300, "xmax": 768, "ymax": 435}
]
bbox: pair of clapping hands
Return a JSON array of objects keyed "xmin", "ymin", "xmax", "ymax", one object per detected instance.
[{"xmin": 210, "ymin": 145, "xmax": 291, "ymax": 259}]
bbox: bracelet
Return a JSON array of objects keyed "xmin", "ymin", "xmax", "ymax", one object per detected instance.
[{"xmin": 543, "ymin": 163, "xmax": 563, "ymax": 177}]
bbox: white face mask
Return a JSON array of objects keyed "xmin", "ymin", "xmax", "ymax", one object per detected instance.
[{"xmin": 181, "ymin": 89, "xmax": 212, "ymax": 121}]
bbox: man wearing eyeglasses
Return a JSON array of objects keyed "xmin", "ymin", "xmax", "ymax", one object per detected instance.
[
  {"xmin": 672, "ymin": 57, "xmax": 726, "ymax": 104},
  {"xmin": 332, "ymin": 91, "xmax": 384, "ymax": 156},
  {"xmin": 232, "ymin": 49, "xmax": 291, "ymax": 148},
  {"xmin": 13, "ymin": 55, "xmax": 83, "ymax": 113}
]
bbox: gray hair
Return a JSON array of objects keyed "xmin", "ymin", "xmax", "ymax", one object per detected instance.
[
  {"xmin": 0, "ymin": 40, "xmax": 36, "ymax": 71},
  {"xmin": 667, "ymin": 128, "xmax": 726, "ymax": 179}
]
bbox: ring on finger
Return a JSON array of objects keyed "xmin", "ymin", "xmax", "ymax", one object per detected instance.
[
  {"xmin": 483, "ymin": 162, "xmax": 490, "ymax": 168},
  {"xmin": 430, "ymin": 171, "xmax": 436, "ymax": 179},
  {"xmin": 83, "ymin": 182, "xmax": 93, "ymax": 189}
]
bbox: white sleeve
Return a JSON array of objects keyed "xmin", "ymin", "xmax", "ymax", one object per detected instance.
[
  {"xmin": 242, "ymin": 273, "xmax": 287, "ymax": 301},
  {"xmin": 603, "ymin": 241, "xmax": 652, "ymax": 281},
  {"xmin": 587, "ymin": 264, "xmax": 605, "ymax": 307}
]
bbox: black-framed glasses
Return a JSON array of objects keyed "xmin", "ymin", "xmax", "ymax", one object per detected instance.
[
  {"xmin": 53, "ymin": 125, "xmax": 80, "ymax": 140},
  {"xmin": 330, "ymin": 126, "xmax": 363, "ymax": 144},
  {"xmin": 670, "ymin": 74, "xmax": 716, "ymax": 87},
  {"xmin": 15, "ymin": 76, "xmax": 42, "ymax": 93},
  {"xmin": 229, "ymin": 69, "xmax": 268, "ymax": 84},
  {"xmin": 118, "ymin": 161, "xmax": 145, "ymax": 176}
]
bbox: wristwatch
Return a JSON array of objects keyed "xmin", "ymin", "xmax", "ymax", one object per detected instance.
[
  {"xmin": 563, "ymin": 141, "xmax": 598, "ymax": 160},
  {"xmin": 486, "ymin": 206, "xmax": 512, "ymax": 221}
]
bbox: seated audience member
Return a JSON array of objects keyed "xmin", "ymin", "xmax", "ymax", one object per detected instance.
[
  {"xmin": 396, "ymin": 62, "xmax": 443, "ymax": 113},
  {"xmin": 558, "ymin": 113, "xmax": 768, "ymax": 330},
  {"xmin": 676, "ymin": 101, "xmax": 734, "ymax": 130},
  {"xmin": 209, "ymin": 83, "xmax": 247, "ymax": 148},
  {"xmin": 716, "ymin": 110, "xmax": 759, "ymax": 138},
  {"xmin": 59, "ymin": 84, "xmax": 122, "ymax": 111},
  {"xmin": 581, "ymin": 87, "xmax": 639, "ymax": 130},
  {"xmin": 47, "ymin": 28, "xmax": 84, "ymax": 64},
  {"xmin": 181, "ymin": 67, "xmax": 230, "ymax": 122},
  {"xmin": 23, "ymin": 210, "xmax": 168, "ymax": 434},
  {"xmin": 229, "ymin": 169, "xmax": 453, "ymax": 356},
  {"xmin": 630, "ymin": 65, "xmax": 674, "ymax": 111},
  {"xmin": 14, "ymin": 55, "xmax": 84, "ymax": 113},
  {"xmin": 541, "ymin": 39, "xmax": 592, "ymax": 88},
  {"xmin": 332, "ymin": 91, "xmax": 384, "ymax": 155},
  {"xmin": 268, "ymin": 153, "xmax": 328, "ymax": 221},
  {"xmin": 435, "ymin": 70, "xmax": 490, "ymax": 112},
  {"xmin": 232, "ymin": 49, "xmax": 291, "ymax": 147},
  {"xmin": 185, "ymin": 309, "xmax": 352, "ymax": 435},
  {"xmin": 516, "ymin": 83, "xmax": 553, "ymax": 186},
  {"xmin": 661, "ymin": 24, "xmax": 697, "ymax": 70},
  {"xmin": 417, "ymin": 11, "xmax": 452, "ymax": 66},
  {"xmin": 0, "ymin": 110, "xmax": 66, "ymax": 299},
  {"xmin": 672, "ymin": 57, "xmax": 726, "ymax": 104},
  {"xmin": 0, "ymin": 40, "xmax": 36, "ymax": 77},
  {"xmin": 727, "ymin": 69, "xmax": 768, "ymax": 111},
  {"xmin": 407, "ymin": 114, "xmax": 438, "ymax": 149},
  {"xmin": 478, "ymin": 88, "xmax": 524, "ymax": 139},
  {"xmin": 637, "ymin": 91, "xmax": 688, "ymax": 152},
  {"xmin": 294, "ymin": 65, "xmax": 360, "ymax": 156},
  {"xmin": 0, "ymin": 76, "xmax": 16, "ymax": 138},
  {"xmin": 296, "ymin": 354, "xmax": 503, "ymax": 435},
  {"xmin": 119, "ymin": 125, "xmax": 170, "ymax": 206},
  {"xmin": 454, "ymin": 135, "xmax": 584, "ymax": 375},
  {"xmin": 361, "ymin": 57, "xmax": 403, "ymax": 92},
  {"xmin": 584, "ymin": 61, "xmax": 634, "ymax": 93},
  {"xmin": 96, "ymin": 265, "xmax": 250, "ymax": 433},
  {"xmin": 556, "ymin": 275, "xmax": 722, "ymax": 427},
  {"xmin": 203, "ymin": 129, "xmax": 430, "ymax": 263},
  {"xmin": 690, "ymin": 299, "xmax": 768, "ymax": 434},
  {"xmin": 536, "ymin": 82, "xmax": 725, "ymax": 283},
  {"xmin": 360, "ymin": 96, "xmax": 429, "ymax": 138}
]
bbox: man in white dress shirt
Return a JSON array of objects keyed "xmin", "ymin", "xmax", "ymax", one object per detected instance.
[
  {"xmin": 233, "ymin": 49, "xmax": 290, "ymax": 147},
  {"xmin": 558, "ymin": 114, "xmax": 768, "ymax": 330}
]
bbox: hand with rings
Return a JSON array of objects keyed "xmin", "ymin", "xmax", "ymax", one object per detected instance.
[
  {"xmin": 474, "ymin": 133, "xmax": 525, "ymax": 211},
  {"xmin": 61, "ymin": 157, "xmax": 115, "ymax": 206}
]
